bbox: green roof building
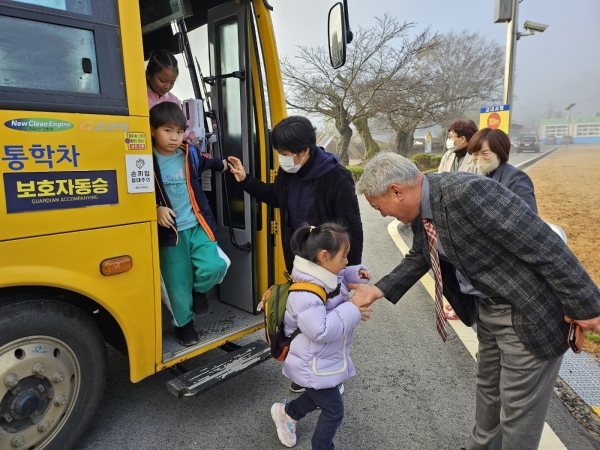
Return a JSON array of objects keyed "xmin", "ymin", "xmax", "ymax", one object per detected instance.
[{"xmin": 539, "ymin": 115, "xmax": 600, "ymax": 144}]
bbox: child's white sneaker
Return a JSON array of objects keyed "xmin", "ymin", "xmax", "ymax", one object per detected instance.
[{"xmin": 271, "ymin": 401, "xmax": 297, "ymax": 447}]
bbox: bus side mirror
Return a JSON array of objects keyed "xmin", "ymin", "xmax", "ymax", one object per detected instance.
[{"xmin": 328, "ymin": 2, "xmax": 347, "ymax": 69}]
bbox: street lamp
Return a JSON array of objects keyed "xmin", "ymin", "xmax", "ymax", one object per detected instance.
[
  {"xmin": 495, "ymin": 0, "xmax": 548, "ymax": 134},
  {"xmin": 565, "ymin": 103, "xmax": 576, "ymax": 150}
]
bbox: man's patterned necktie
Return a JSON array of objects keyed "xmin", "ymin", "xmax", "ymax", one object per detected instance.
[{"xmin": 421, "ymin": 217, "xmax": 447, "ymax": 341}]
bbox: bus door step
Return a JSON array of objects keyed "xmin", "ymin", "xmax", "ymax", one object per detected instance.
[{"xmin": 166, "ymin": 340, "xmax": 270, "ymax": 399}]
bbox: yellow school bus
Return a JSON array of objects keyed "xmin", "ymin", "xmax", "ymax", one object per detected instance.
[{"xmin": 0, "ymin": 0, "xmax": 349, "ymax": 448}]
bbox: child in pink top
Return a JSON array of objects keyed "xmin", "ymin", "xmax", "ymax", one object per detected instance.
[
  {"xmin": 146, "ymin": 50, "xmax": 183, "ymax": 109},
  {"xmin": 146, "ymin": 50, "xmax": 200, "ymax": 142}
]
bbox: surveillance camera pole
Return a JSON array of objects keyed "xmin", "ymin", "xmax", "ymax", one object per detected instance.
[
  {"xmin": 500, "ymin": 1, "xmax": 548, "ymax": 136},
  {"xmin": 502, "ymin": 0, "xmax": 520, "ymax": 134}
]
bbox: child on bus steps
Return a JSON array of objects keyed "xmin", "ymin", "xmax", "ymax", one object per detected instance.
[
  {"xmin": 146, "ymin": 50, "xmax": 183, "ymax": 109},
  {"xmin": 271, "ymin": 223, "xmax": 372, "ymax": 449},
  {"xmin": 146, "ymin": 50, "xmax": 199, "ymax": 144},
  {"xmin": 151, "ymin": 102, "xmax": 229, "ymax": 346}
]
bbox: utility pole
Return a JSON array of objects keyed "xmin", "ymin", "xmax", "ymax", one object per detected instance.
[
  {"xmin": 497, "ymin": 0, "xmax": 548, "ymax": 136},
  {"xmin": 502, "ymin": 0, "xmax": 519, "ymax": 110},
  {"xmin": 493, "ymin": 0, "xmax": 519, "ymax": 136}
]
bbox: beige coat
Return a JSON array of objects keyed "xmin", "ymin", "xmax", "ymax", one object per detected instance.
[{"xmin": 438, "ymin": 149, "xmax": 477, "ymax": 173}]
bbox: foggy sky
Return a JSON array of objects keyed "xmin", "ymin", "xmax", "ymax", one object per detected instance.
[{"xmin": 270, "ymin": 0, "xmax": 600, "ymax": 123}]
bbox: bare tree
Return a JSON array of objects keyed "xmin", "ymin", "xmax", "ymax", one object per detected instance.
[
  {"xmin": 419, "ymin": 30, "xmax": 504, "ymax": 130},
  {"xmin": 375, "ymin": 72, "xmax": 445, "ymax": 156},
  {"xmin": 371, "ymin": 30, "xmax": 504, "ymax": 157},
  {"xmin": 281, "ymin": 15, "xmax": 435, "ymax": 164}
]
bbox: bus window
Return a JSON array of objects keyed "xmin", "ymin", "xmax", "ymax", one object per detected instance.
[
  {"xmin": 10, "ymin": 0, "xmax": 92, "ymax": 16},
  {"xmin": 216, "ymin": 19, "xmax": 246, "ymax": 230},
  {"xmin": 0, "ymin": 16, "xmax": 99, "ymax": 94},
  {"xmin": 0, "ymin": 1, "xmax": 126, "ymax": 114}
]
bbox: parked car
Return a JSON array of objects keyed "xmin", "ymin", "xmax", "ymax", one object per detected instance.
[
  {"xmin": 516, "ymin": 135, "xmax": 540, "ymax": 153},
  {"xmin": 562, "ymin": 135, "xmax": 573, "ymax": 144},
  {"xmin": 545, "ymin": 136, "xmax": 557, "ymax": 145}
]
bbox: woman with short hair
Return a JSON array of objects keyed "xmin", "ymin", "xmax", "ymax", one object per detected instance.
[
  {"xmin": 468, "ymin": 127, "xmax": 538, "ymax": 213},
  {"xmin": 227, "ymin": 115, "xmax": 363, "ymax": 274}
]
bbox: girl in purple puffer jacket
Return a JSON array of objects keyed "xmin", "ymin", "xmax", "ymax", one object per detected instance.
[{"xmin": 270, "ymin": 223, "xmax": 372, "ymax": 449}]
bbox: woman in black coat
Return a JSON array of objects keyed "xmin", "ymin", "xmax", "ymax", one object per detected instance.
[{"xmin": 227, "ymin": 116, "xmax": 363, "ymax": 273}]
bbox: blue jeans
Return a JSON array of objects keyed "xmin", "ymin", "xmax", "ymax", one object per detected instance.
[{"xmin": 285, "ymin": 386, "xmax": 344, "ymax": 450}]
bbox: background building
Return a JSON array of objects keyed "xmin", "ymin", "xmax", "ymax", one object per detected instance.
[{"xmin": 539, "ymin": 115, "xmax": 600, "ymax": 144}]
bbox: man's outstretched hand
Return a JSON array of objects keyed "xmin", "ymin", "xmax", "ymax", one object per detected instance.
[{"xmin": 348, "ymin": 283, "xmax": 384, "ymax": 308}]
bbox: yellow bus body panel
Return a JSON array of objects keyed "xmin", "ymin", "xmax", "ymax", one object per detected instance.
[
  {"xmin": 0, "ymin": 223, "xmax": 158, "ymax": 382},
  {"xmin": 0, "ymin": 112, "xmax": 155, "ymax": 240},
  {"xmin": 118, "ymin": 0, "xmax": 148, "ymax": 118},
  {"xmin": 0, "ymin": 0, "xmax": 290, "ymax": 383},
  {"xmin": 0, "ymin": 107, "xmax": 160, "ymax": 383}
]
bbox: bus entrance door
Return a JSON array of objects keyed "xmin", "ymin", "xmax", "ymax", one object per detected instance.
[{"xmin": 207, "ymin": 2, "xmax": 260, "ymax": 314}]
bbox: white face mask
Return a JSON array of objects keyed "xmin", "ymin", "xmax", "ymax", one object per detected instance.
[
  {"xmin": 278, "ymin": 152, "xmax": 306, "ymax": 173},
  {"xmin": 475, "ymin": 156, "xmax": 501, "ymax": 174},
  {"xmin": 446, "ymin": 138, "xmax": 457, "ymax": 151}
]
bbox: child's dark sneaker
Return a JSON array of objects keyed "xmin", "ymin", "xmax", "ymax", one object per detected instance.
[
  {"xmin": 192, "ymin": 290, "xmax": 209, "ymax": 315},
  {"xmin": 176, "ymin": 321, "xmax": 198, "ymax": 346}
]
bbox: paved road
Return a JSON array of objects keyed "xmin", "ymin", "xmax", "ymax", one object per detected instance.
[
  {"xmin": 508, "ymin": 143, "xmax": 557, "ymax": 166},
  {"xmin": 77, "ymin": 193, "xmax": 599, "ymax": 450}
]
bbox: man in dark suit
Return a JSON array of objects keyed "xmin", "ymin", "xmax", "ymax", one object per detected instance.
[{"xmin": 352, "ymin": 152, "xmax": 600, "ymax": 450}]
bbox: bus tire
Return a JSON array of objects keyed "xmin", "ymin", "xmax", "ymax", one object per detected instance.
[{"xmin": 0, "ymin": 297, "xmax": 107, "ymax": 450}]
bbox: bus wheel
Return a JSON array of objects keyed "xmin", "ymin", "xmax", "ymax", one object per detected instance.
[{"xmin": 0, "ymin": 298, "xmax": 106, "ymax": 450}]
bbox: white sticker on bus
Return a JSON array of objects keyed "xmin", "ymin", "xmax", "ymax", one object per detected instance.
[{"xmin": 125, "ymin": 155, "xmax": 154, "ymax": 194}]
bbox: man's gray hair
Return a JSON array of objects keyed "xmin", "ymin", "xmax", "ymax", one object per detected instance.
[{"xmin": 356, "ymin": 151, "xmax": 421, "ymax": 197}]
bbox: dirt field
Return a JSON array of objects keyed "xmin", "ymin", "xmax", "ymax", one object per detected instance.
[{"xmin": 527, "ymin": 146, "xmax": 600, "ymax": 353}]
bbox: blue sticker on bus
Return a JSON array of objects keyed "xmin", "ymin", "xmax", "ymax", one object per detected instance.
[{"xmin": 4, "ymin": 170, "xmax": 119, "ymax": 213}]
